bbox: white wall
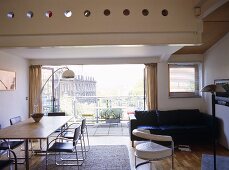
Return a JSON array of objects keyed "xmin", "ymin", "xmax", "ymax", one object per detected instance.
[
  {"xmin": 204, "ymin": 33, "xmax": 229, "ymax": 148},
  {"xmin": 157, "ymin": 62, "xmax": 205, "ymax": 111},
  {"xmin": 0, "ymin": 52, "xmax": 29, "ymax": 128}
]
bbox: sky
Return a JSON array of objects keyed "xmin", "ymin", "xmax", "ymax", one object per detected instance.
[{"xmin": 70, "ymin": 64, "xmax": 144, "ymax": 96}]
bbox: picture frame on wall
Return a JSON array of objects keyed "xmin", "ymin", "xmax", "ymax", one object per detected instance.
[
  {"xmin": 0, "ymin": 69, "xmax": 16, "ymax": 91},
  {"xmin": 214, "ymin": 79, "xmax": 229, "ymax": 107}
]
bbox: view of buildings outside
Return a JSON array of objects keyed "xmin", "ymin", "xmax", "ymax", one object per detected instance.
[{"xmin": 42, "ymin": 64, "xmax": 145, "ymax": 123}]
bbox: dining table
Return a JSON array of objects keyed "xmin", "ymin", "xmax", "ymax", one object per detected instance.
[{"xmin": 0, "ymin": 116, "xmax": 73, "ymax": 170}]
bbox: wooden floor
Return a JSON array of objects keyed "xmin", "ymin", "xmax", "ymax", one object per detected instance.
[{"xmin": 5, "ymin": 136, "xmax": 229, "ymax": 170}]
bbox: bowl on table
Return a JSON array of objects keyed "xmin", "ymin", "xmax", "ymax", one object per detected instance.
[{"xmin": 31, "ymin": 113, "xmax": 44, "ymax": 123}]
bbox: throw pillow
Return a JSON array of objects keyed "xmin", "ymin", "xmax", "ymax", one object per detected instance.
[
  {"xmin": 135, "ymin": 110, "xmax": 158, "ymax": 126},
  {"xmin": 157, "ymin": 110, "xmax": 180, "ymax": 126},
  {"xmin": 178, "ymin": 109, "xmax": 202, "ymax": 125}
]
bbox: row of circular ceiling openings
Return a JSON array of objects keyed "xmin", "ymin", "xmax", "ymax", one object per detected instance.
[{"xmin": 6, "ymin": 9, "xmax": 168, "ymax": 18}]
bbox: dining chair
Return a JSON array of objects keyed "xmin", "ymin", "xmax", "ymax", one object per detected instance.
[
  {"xmin": 48, "ymin": 112, "xmax": 67, "ymax": 134},
  {"xmin": 132, "ymin": 129, "xmax": 174, "ymax": 169},
  {"xmin": 80, "ymin": 118, "xmax": 90, "ymax": 152},
  {"xmin": 9, "ymin": 116, "xmax": 34, "ymax": 155},
  {"xmin": 62, "ymin": 118, "xmax": 90, "ymax": 159},
  {"xmin": 46, "ymin": 125, "xmax": 84, "ymax": 168},
  {"xmin": 9, "ymin": 116, "xmax": 22, "ymax": 126},
  {"xmin": 0, "ymin": 148, "xmax": 18, "ymax": 170},
  {"xmin": 0, "ymin": 124, "xmax": 25, "ymax": 164},
  {"xmin": 47, "ymin": 112, "xmax": 66, "ymax": 116}
]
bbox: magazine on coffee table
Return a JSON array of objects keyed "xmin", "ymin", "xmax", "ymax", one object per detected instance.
[{"xmin": 178, "ymin": 145, "xmax": 191, "ymax": 152}]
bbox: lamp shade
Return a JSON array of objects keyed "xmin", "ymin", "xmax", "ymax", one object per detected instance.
[
  {"xmin": 201, "ymin": 84, "xmax": 226, "ymax": 93},
  {"xmin": 62, "ymin": 69, "xmax": 75, "ymax": 78}
]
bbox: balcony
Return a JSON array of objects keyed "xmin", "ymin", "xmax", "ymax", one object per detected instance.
[{"xmin": 43, "ymin": 95, "xmax": 144, "ymax": 124}]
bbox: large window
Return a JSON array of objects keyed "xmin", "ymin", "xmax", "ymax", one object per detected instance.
[
  {"xmin": 41, "ymin": 65, "xmax": 145, "ymax": 122},
  {"xmin": 169, "ymin": 63, "xmax": 201, "ymax": 98}
]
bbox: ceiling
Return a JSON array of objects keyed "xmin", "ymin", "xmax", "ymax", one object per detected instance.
[
  {"xmin": 0, "ymin": 45, "xmax": 182, "ymax": 61},
  {"xmin": 0, "ymin": 1, "xmax": 228, "ymax": 61},
  {"xmin": 175, "ymin": 1, "xmax": 229, "ymax": 54}
]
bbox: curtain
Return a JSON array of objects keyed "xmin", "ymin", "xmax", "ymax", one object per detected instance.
[
  {"xmin": 29, "ymin": 65, "xmax": 42, "ymax": 117},
  {"xmin": 145, "ymin": 63, "xmax": 158, "ymax": 110}
]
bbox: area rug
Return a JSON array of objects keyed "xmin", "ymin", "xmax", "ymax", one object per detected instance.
[
  {"xmin": 33, "ymin": 145, "xmax": 131, "ymax": 170},
  {"xmin": 201, "ymin": 154, "xmax": 229, "ymax": 170}
]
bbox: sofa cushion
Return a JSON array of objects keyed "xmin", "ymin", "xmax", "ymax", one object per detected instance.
[
  {"xmin": 184, "ymin": 125, "xmax": 209, "ymax": 134},
  {"xmin": 159, "ymin": 125, "xmax": 187, "ymax": 134},
  {"xmin": 137, "ymin": 125, "xmax": 161, "ymax": 134},
  {"xmin": 178, "ymin": 109, "xmax": 202, "ymax": 125},
  {"xmin": 135, "ymin": 110, "xmax": 158, "ymax": 126},
  {"xmin": 157, "ymin": 110, "xmax": 180, "ymax": 126}
]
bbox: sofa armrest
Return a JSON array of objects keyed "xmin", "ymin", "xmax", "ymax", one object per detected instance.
[
  {"xmin": 129, "ymin": 114, "xmax": 139, "ymax": 141},
  {"xmin": 129, "ymin": 114, "xmax": 138, "ymax": 128},
  {"xmin": 129, "ymin": 114, "xmax": 136, "ymax": 120},
  {"xmin": 201, "ymin": 113, "xmax": 220, "ymax": 138},
  {"xmin": 201, "ymin": 113, "xmax": 213, "ymax": 126}
]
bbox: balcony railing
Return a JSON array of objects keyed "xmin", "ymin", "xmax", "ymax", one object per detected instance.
[
  {"xmin": 76, "ymin": 95, "xmax": 144, "ymax": 123},
  {"xmin": 43, "ymin": 95, "xmax": 145, "ymax": 124}
]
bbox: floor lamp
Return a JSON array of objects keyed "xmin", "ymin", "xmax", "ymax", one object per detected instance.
[
  {"xmin": 201, "ymin": 84, "xmax": 226, "ymax": 170},
  {"xmin": 32, "ymin": 67, "xmax": 75, "ymax": 122}
]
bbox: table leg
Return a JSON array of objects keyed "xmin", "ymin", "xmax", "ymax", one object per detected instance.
[{"xmin": 24, "ymin": 139, "xmax": 29, "ymax": 170}]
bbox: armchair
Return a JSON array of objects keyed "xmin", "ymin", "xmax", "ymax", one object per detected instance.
[{"xmin": 132, "ymin": 129, "xmax": 174, "ymax": 169}]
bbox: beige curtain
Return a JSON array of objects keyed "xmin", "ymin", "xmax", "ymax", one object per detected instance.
[
  {"xmin": 145, "ymin": 63, "xmax": 158, "ymax": 110},
  {"xmin": 29, "ymin": 65, "xmax": 42, "ymax": 117}
]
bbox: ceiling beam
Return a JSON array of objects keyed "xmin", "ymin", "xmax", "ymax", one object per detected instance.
[
  {"xmin": 0, "ymin": 0, "xmax": 202, "ymax": 47},
  {"xmin": 196, "ymin": 0, "xmax": 229, "ymax": 19}
]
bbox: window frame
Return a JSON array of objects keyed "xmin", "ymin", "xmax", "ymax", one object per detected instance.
[{"xmin": 168, "ymin": 63, "xmax": 201, "ymax": 98}]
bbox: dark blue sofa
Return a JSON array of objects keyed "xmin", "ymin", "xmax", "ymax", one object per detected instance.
[{"xmin": 129, "ymin": 109, "xmax": 218, "ymax": 147}]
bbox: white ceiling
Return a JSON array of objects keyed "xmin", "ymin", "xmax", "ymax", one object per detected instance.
[{"xmin": 0, "ymin": 45, "xmax": 183, "ymax": 61}]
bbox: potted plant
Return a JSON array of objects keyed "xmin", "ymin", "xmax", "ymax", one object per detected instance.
[{"xmin": 100, "ymin": 108, "xmax": 123, "ymax": 123}]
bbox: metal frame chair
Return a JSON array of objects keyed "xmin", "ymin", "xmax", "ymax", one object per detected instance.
[
  {"xmin": 46, "ymin": 125, "xmax": 84, "ymax": 169},
  {"xmin": 64, "ymin": 118, "xmax": 90, "ymax": 153},
  {"xmin": 9, "ymin": 116, "xmax": 22, "ymax": 126},
  {"xmin": 42, "ymin": 112, "xmax": 67, "ymax": 152},
  {"xmin": 132, "ymin": 129, "xmax": 174, "ymax": 169},
  {"xmin": 48, "ymin": 112, "xmax": 67, "ymax": 134},
  {"xmin": 0, "ymin": 123, "xmax": 30, "ymax": 164},
  {"xmin": 47, "ymin": 112, "xmax": 66, "ymax": 116},
  {"xmin": 0, "ymin": 148, "xmax": 17, "ymax": 170},
  {"xmin": 8, "ymin": 117, "xmax": 34, "ymax": 161},
  {"xmin": 80, "ymin": 118, "xmax": 90, "ymax": 152},
  {"xmin": 60, "ymin": 118, "xmax": 90, "ymax": 162}
]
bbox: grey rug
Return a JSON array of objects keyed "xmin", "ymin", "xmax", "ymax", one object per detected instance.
[
  {"xmin": 202, "ymin": 154, "xmax": 229, "ymax": 170},
  {"xmin": 33, "ymin": 145, "xmax": 131, "ymax": 170}
]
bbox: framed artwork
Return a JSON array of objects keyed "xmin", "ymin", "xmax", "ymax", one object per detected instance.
[
  {"xmin": 0, "ymin": 69, "xmax": 16, "ymax": 90},
  {"xmin": 214, "ymin": 79, "xmax": 229, "ymax": 107}
]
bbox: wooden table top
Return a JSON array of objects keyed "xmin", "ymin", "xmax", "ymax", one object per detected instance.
[{"xmin": 0, "ymin": 116, "xmax": 73, "ymax": 139}]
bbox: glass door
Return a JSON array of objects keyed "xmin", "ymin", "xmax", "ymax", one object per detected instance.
[{"xmin": 41, "ymin": 67, "xmax": 59, "ymax": 114}]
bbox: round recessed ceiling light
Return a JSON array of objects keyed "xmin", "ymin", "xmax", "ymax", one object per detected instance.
[
  {"xmin": 45, "ymin": 11, "xmax": 53, "ymax": 18},
  {"xmin": 7, "ymin": 12, "xmax": 14, "ymax": 19},
  {"xmin": 26, "ymin": 11, "xmax": 34, "ymax": 18},
  {"xmin": 84, "ymin": 10, "xmax": 91, "ymax": 17},
  {"xmin": 64, "ymin": 10, "xmax": 72, "ymax": 17}
]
